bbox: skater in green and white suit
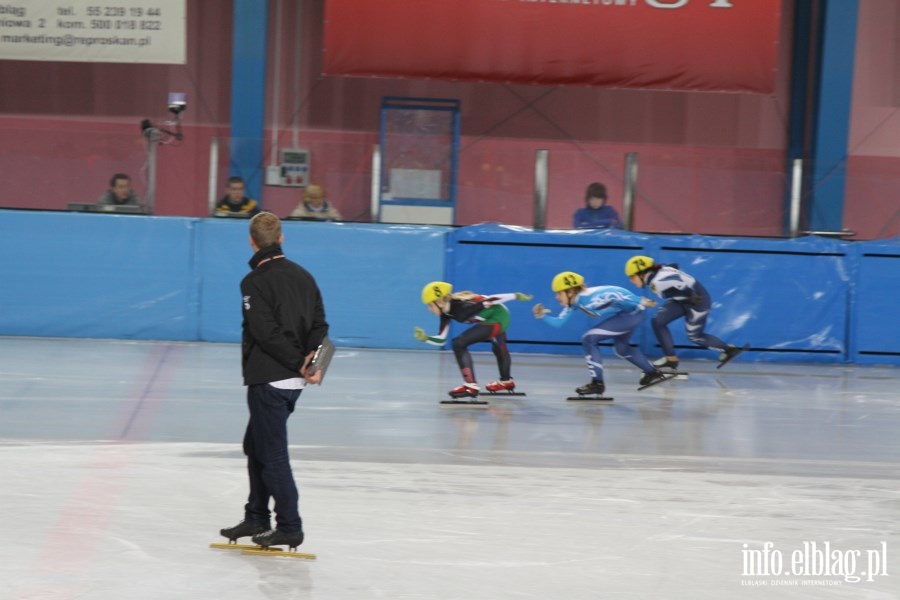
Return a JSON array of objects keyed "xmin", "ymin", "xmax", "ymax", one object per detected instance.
[{"xmin": 415, "ymin": 281, "xmax": 532, "ymax": 399}]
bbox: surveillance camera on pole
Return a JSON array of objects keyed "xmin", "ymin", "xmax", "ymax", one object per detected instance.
[{"xmin": 140, "ymin": 93, "xmax": 188, "ymax": 214}]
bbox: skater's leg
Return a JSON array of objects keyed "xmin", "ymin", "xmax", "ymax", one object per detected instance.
[
  {"xmin": 683, "ymin": 291, "xmax": 729, "ymax": 352},
  {"xmin": 598, "ymin": 312, "xmax": 656, "ymax": 373},
  {"xmin": 490, "ymin": 330, "xmax": 512, "ymax": 381},
  {"xmin": 612, "ymin": 336, "xmax": 655, "ymax": 373},
  {"xmin": 652, "ymin": 300, "xmax": 686, "ymax": 358},
  {"xmin": 242, "ymin": 420, "xmax": 272, "ymax": 525},
  {"xmin": 452, "ymin": 324, "xmax": 497, "ymax": 383},
  {"xmin": 246, "ymin": 383, "xmax": 303, "ymax": 533},
  {"xmin": 581, "ymin": 330, "xmax": 607, "ymax": 382}
]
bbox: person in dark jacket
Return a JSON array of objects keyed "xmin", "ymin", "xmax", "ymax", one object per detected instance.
[
  {"xmin": 97, "ymin": 173, "xmax": 142, "ymax": 207},
  {"xmin": 215, "ymin": 176, "xmax": 260, "ymax": 216},
  {"xmin": 219, "ymin": 211, "xmax": 328, "ymax": 551},
  {"xmin": 572, "ymin": 182, "xmax": 622, "ymax": 229}
]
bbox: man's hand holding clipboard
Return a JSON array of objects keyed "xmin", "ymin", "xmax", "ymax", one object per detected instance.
[{"xmin": 302, "ymin": 337, "xmax": 335, "ymax": 385}]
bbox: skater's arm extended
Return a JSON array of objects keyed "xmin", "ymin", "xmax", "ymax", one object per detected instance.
[
  {"xmin": 539, "ymin": 306, "xmax": 574, "ymax": 328},
  {"xmin": 483, "ymin": 292, "xmax": 533, "ymax": 305},
  {"xmin": 414, "ymin": 315, "xmax": 451, "ymax": 346}
]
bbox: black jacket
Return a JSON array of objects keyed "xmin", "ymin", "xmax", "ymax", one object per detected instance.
[{"xmin": 240, "ymin": 245, "xmax": 328, "ymax": 385}]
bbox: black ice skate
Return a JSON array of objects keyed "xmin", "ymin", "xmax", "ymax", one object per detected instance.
[
  {"xmin": 637, "ymin": 370, "xmax": 676, "ymax": 391},
  {"xmin": 252, "ymin": 528, "xmax": 305, "ymax": 550},
  {"xmin": 211, "ymin": 525, "xmax": 316, "ymax": 559},
  {"xmin": 716, "ymin": 344, "xmax": 750, "ymax": 369},
  {"xmin": 219, "ymin": 519, "xmax": 269, "ymax": 543},
  {"xmin": 653, "ymin": 357, "xmax": 680, "ymax": 371},
  {"xmin": 567, "ymin": 380, "xmax": 614, "ymax": 402},
  {"xmin": 652, "ymin": 357, "xmax": 688, "ymax": 379}
]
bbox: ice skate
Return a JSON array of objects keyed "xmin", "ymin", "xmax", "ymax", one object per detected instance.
[
  {"xmin": 653, "ymin": 356, "xmax": 680, "ymax": 371},
  {"xmin": 567, "ymin": 380, "xmax": 613, "ymax": 402},
  {"xmin": 219, "ymin": 519, "xmax": 269, "ymax": 543},
  {"xmin": 637, "ymin": 370, "xmax": 676, "ymax": 390},
  {"xmin": 228, "ymin": 529, "xmax": 316, "ymax": 560},
  {"xmin": 716, "ymin": 343, "xmax": 749, "ymax": 369},
  {"xmin": 440, "ymin": 383, "xmax": 487, "ymax": 405},
  {"xmin": 652, "ymin": 357, "xmax": 688, "ymax": 379},
  {"xmin": 252, "ymin": 528, "xmax": 305, "ymax": 549},
  {"xmin": 485, "ymin": 380, "xmax": 526, "ymax": 396},
  {"xmin": 448, "ymin": 383, "xmax": 479, "ymax": 398}
]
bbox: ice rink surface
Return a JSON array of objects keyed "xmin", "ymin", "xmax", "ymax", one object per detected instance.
[{"xmin": 0, "ymin": 337, "xmax": 897, "ymax": 599}]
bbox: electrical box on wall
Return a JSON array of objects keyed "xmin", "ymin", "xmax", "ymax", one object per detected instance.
[{"xmin": 265, "ymin": 148, "xmax": 310, "ymax": 186}]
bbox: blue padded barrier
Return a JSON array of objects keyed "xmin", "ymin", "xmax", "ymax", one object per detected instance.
[
  {"xmin": 0, "ymin": 211, "xmax": 198, "ymax": 340},
  {"xmin": 850, "ymin": 237, "xmax": 900, "ymax": 364},
  {"xmin": 1, "ymin": 211, "xmax": 896, "ymax": 365},
  {"xmin": 196, "ymin": 219, "xmax": 450, "ymax": 347},
  {"xmin": 447, "ymin": 224, "xmax": 867, "ymax": 364}
]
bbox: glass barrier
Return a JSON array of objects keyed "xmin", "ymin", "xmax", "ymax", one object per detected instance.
[
  {"xmin": 0, "ymin": 124, "xmax": 149, "ymax": 214},
  {"xmin": 209, "ymin": 135, "xmax": 375, "ymax": 223},
  {"xmin": 3, "ymin": 123, "xmax": 892, "ymax": 240}
]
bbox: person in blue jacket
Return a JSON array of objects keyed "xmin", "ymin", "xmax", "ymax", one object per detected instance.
[
  {"xmin": 533, "ymin": 271, "xmax": 668, "ymax": 396},
  {"xmin": 572, "ymin": 182, "xmax": 622, "ymax": 229}
]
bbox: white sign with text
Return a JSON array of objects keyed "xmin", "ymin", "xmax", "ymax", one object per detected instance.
[{"xmin": 0, "ymin": 0, "xmax": 185, "ymax": 64}]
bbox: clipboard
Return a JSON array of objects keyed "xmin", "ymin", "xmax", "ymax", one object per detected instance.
[{"xmin": 307, "ymin": 337, "xmax": 335, "ymax": 383}]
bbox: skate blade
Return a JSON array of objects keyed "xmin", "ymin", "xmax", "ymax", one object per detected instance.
[
  {"xmin": 487, "ymin": 391, "xmax": 526, "ymax": 396},
  {"xmin": 242, "ymin": 547, "xmax": 316, "ymax": 560},
  {"xmin": 716, "ymin": 343, "xmax": 750, "ymax": 369},
  {"xmin": 440, "ymin": 399, "xmax": 488, "ymax": 406},
  {"xmin": 659, "ymin": 370, "xmax": 688, "ymax": 380},
  {"xmin": 566, "ymin": 396, "xmax": 614, "ymax": 402},
  {"xmin": 637, "ymin": 373, "xmax": 678, "ymax": 391},
  {"xmin": 210, "ymin": 542, "xmax": 283, "ymax": 552}
]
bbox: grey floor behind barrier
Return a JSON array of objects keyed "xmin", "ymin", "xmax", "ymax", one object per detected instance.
[{"xmin": 0, "ymin": 336, "xmax": 897, "ymax": 600}]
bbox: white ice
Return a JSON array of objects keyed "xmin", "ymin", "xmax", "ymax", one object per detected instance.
[{"xmin": 0, "ymin": 338, "xmax": 897, "ymax": 599}]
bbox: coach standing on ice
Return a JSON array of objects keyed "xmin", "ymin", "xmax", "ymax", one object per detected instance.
[{"xmin": 219, "ymin": 211, "xmax": 328, "ymax": 550}]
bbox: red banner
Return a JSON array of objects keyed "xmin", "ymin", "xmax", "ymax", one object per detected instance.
[{"xmin": 323, "ymin": 0, "xmax": 782, "ymax": 93}]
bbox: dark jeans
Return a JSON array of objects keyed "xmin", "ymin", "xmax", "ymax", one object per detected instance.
[{"xmin": 243, "ymin": 383, "xmax": 303, "ymax": 533}]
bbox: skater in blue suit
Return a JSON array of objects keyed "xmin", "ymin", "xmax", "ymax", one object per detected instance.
[{"xmin": 533, "ymin": 271, "xmax": 669, "ymax": 396}]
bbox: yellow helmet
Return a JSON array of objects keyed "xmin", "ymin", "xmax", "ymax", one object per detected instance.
[
  {"xmin": 551, "ymin": 271, "xmax": 585, "ymax": 292},
  {"xmin": 625, "ymin": 255, "xmax": 654, "ymax": 277},
  {"xmin": 421, "ymin": 281, "xmax": 452, "ymax": 304}
]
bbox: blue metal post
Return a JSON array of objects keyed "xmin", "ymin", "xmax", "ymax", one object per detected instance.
[
  {"xmin": 229, "ymin": 0, "xmax": 268, "ymax": 204},
  {"xmin": 808, "ymin": 1, "xmax": 859, "ymax": 232}
]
